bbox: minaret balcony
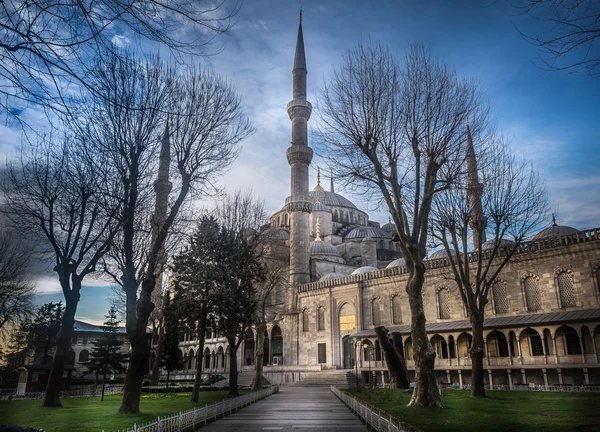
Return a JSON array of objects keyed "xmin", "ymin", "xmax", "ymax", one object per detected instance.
[
  {"xmin": 286, "ymin": 145, "xmax": 313, "ymax": 166},
  {"xmin": 287, "ymin": 99, "xmax": 312, "ymax": 120}
]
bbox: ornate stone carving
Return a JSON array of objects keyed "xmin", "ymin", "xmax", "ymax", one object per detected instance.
[
  {"xmin": 287, "ymin": 99, "xmax": 312, "ymax": 120},
  {"xmin": 286, "ymin": 200, "xmax": 313, "ymax": 213},
  {"xmin": 286, "ymin": 145, "xmax": 313, "ymax": 165}
]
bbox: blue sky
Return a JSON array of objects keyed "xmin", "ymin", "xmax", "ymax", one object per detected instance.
[{"xmin": 19, "ymin": 0, "xmax": 600, "ymax": 322}]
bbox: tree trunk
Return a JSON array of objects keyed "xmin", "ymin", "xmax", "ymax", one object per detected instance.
[
  {"xmin": 118, "ymin": 276, "xmax": 154, "ymax": 414},
  {"xmin": 101, "ymin": 363, "xmax": 107, "ymax": 401},
  {"xmin": 166, "ymin": 370, "xmax": 170, "ymax": 390},
  {"xmin": 374, "ymin": 326, "xmax": 409, "ymax": 389},
  {"xmin": 150, "ymin": 318, "xmax": 164, "ymax": 385},
  {"xmin": 470, "ymin": 311, "xmax": 486, "ymax": 398},
  {"xmin": 252, "ymin": 322, "xmax": 266, "ymax": 391},
  {"xmin": 406, "ymin": 264, "xmax": 442, "ymax": 408},
  {"xmin": 191, "ymin": 329, "xmax": 206, "ymax": 403},
  {"xmin": 43, "ymin": 287, "xmax": 79, "ymax": 407},
  {"xmin": 390, "ymin": 331, "xmax": 410, "ymax": 388},
  {"xmin": 228, "ymin": 341, "xmax": 239, "ymax": 397}
]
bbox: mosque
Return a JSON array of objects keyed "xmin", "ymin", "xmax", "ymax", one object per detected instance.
[{"xmin": 175, "ymin": 15, "xmax": 600, "ymax": 389}]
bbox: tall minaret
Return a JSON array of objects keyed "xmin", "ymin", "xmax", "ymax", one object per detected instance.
[
  {"xmin": 466, "ymin": 119, "xmax": 487, "ymax": 249},
  {"xmin": 286, "ymin": 9, "xmax": 313, "ymax": 311}
]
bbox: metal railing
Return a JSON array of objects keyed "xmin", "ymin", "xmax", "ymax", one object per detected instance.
[
  {"xmin": 0, "ymin": 384, "xmax": 123, "ymax": 401},
  {"xmin": 108, "ymin": 386, "xmax": 279, "ymax": 432},
  {"xmin": 331, "ymin": 386, "xmax": 415, "ymax": 432}
]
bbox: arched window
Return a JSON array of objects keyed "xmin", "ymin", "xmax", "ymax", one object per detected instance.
[
  {"xmin": 523, "ymin": 275, "xmax": 541, "ymax": 312},
  {"xmin": 375, "ymin": 340, "xmax": 382, "ymax": 361},
  {"xmin": 557, "ymin": 270, "xmax": 576, "ymax": 307},
  {"xmin": 317, "ymin": 306, "xmax": 325, "ymax": 331},
  {"xmin": 78, "ymin": 350, "xmax": 89, "ymax": 363},
  {"xmin": 302, "ymin": 308, "xmax": 309, "ymax": 332},
  {"xmin": 391, "ymin": 295, "xmax": 402, "ymax": 325},
  {"xmin": 371, "ymin": 298, "xmax": 381, "ymax": 326},
  {"xmin": 437, "ymin": 288, "xmax": 451, "ymax": 319},
  {"xmin": 284, "ymin": 213, "xmax": 289, "ymax": 226},
  {"xmin": 277, "ymin": 216, "xmax": 280, "ymax": 227},
  {"xmin": 492, "ymin": 280, "xmax": 508, "ymax": 314}
]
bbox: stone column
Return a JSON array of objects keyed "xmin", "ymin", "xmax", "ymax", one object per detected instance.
[
  {"xmin": 557, "ymin": 368, "xmax": 563, "ymax": 385},
  {"xmin": 488, "ymin": 370, "xmax": 494, "ymax": 389},
  {"xmin": 446, "ymin": 370, "xmax": 451, "ymax": 385},
  {"xmin": 583, "ymin": 368, "xmax": 590, "ymax": 385},
  {"xmin": 484, "ymin": 340, "xmax": 491, "ymax": 366},
  {"xmin": 553, "ymin": 334, "xmax": 560, "ymax": 364},
  {"xmin": 516, "ymin": 335, "xmax": 524, "ymax": 365},
  {"xmin": 542, "ymin": 368, "xmax": 549, "ymax": 386},
  {"xmin": 579, "ymin": 333, "xmax": 587, "ymax": 363},
  {"xmin": 458, "ymin": 369, "xmax": 463, "ymax": 389},
  {"xmin": 507, "ymin": 369, "xmax": 513, "ymax": 389},
  {"xmin": 521, "ymin": 368, "xmax": 527, "ymax": 385}
]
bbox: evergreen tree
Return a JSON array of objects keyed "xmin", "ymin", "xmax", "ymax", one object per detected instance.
[
  {"xmin": 10, "ymin": 302, "xmax": 64, "ymax": 365},
  {"xmin": 160, "ymin": 292, "xmax": 181, "ymax": 389},
  {"xmin": 82, "ymin": 306, "xmax": 128, "ymax": 400}
]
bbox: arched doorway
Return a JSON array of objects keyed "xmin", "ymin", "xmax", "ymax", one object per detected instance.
[
  {"xmin": 271, "ymin": 325, "xmax": 283, "ymax": 365},
  {"xmin": 338, "ymin": 302, "xmax": 356, "ymax": 369},
  {"xmin": 243, "ymin": 328, "xmax": 255, "ymax": 366}
]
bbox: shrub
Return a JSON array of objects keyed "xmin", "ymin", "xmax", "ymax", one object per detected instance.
[{"xmin": 0, "ymin": 426, "xmax": 44, "ymax": 432}]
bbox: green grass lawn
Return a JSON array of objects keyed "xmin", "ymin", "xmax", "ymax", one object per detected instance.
[
  {"xmin": 0, "ymin": 391, "xmax": 248, "ymax": 432},
  {"xmin": 349, "ymin": 389, "xmax": 600, "ymax": 432}
]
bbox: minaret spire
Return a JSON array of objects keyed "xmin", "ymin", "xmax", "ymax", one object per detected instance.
[
  {"xmin": 314, "ymin": 167, "xmax": 324, "ymax": 191},
  {"xmin": 286, "ymin": 11, "xmax": 313, "ymax": 313},
  {"xmin": 466, "ymin": 120, "xmax": 487, "ymax": 249},
  {"xmin": 330, "ymin": 168, "xmax": 335, "ymax": 193}
]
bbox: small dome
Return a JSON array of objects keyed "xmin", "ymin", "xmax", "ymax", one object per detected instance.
[
  {"xmin": 481, "ymin": 239, "xmax": 515, "ymax": 251},
  {"xmin": 533, "ymin": 224, "xmax": 579, "ymax": 240},
  {"xmin": 261, "ymin": 228, "xmax": 289, "ymax": 241},
  {"xmin": 319, "ymin": 272, "xmax": 346, "ymax": 281},
  {"xmin": 310, "ymin": 241, "xmax": 341, "ymax": 257},
  {"xmin": 428, "ymin": 249, "xmax": 455, "ymax": 259},
  {"xmin": 351, "ymin": 266, "xmax": 378, "ymax": 275},
  {"xmin": 386, "ymin": 258, "xmax": 406, "ymax": 268},
  {"xmin": 345, "ymin": 226, "xmax": 391, "ymax": 240},
  {"xmin": 381, "ymin": 221, "xmax": 396, "ymax": 234},
  {"xmin": 312, "ymin": 201, "xmax": 331, "ymax": 212}
]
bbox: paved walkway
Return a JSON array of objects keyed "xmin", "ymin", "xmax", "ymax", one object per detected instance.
[{"xmin": 201, "ymin": 387, "xmax": 367, "ymax": 431}]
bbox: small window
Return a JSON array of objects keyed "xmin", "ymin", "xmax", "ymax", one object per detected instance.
[
  {"xmin": 392, "ymin": 296, "xmax": 402, "ymax": 324},
  {"xmin": 438, "ymin": 288, "xmax": 451, "ymax": 319},
  {"xmin": 317, "ymin": 343, "xmax": 327, "ymax": 364},
  {"xmin": 371, "ymin": 299, "xmax": 381, "ymax": 326},
  {"xmin": 492, "ymin": 281, "xmax": 508, "ymax": 314},
  {"xmin": 302, "ymin": 308, "xmax": 309, "ymax": 332},
  {"xmin": 317, "ymin": 307, "xmax": 325, "ymax": 331},
  {"xmin": 523, "ymin": 276, "xmax": 541, "ymax": 312},
  {"xmin": 557, "ymin": 271, "xmax": 576, "ymax": 308},
  {"xmin": 82, "ymin": 335, "xmax": 88, "ymax": 345}
]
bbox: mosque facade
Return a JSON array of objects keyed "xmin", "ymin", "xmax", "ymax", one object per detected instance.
[{"xmin": 175, "ymin": 16, "xmax": 600, "ymax": 388}]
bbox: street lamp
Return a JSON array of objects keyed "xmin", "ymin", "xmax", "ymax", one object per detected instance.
[
  {"xmin": 353, "ymin": 339, "xmax": 360, "ymax": 392},
  {"xmin": 363, "ymin": 342, "xmax": 374, "ymax": 388}
]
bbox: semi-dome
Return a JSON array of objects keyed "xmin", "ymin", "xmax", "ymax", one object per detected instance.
[
  {"xmin": 386, "ymin": 258, "xmax": 406, "ymax": 268},
  {"xmin": 381, "ymin": 221, "xmax": 396, "ymax": 234},
  {"xmin": 351, "ymin": 266, "xmax": 378, "ymax": 275},
  {"xmin": 310, "ymin": 241, "xmax": 341, "ymax": 257},
  {"xmin": 428, "ymin": 248, "xmax": 455, "ymax": 259},
  {"xmin": 261, "ymin": 228, "xmax": 289, "ymax": 241},
  {"xmin": 481, "ymin": 239, "xmax": 515, "ymax": 251},
  {"xmin": 312, "ymin": 201, "xmax": 331, "ymax": 212},
  {"xmin": 533, "ymin": 224, "xmax": 579, "ymax": 240},
  {"xmin": 319, "ymin": 272, "xmax": 346, "ymax": 281},
  {"xmin": 344, "ymin": 226, "xmax": 391, "ymax": 240}
]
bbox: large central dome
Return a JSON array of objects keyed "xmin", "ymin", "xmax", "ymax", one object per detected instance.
[{"xmin": 282, "ymin": 190, "xmax": 358, "ymax": 211}]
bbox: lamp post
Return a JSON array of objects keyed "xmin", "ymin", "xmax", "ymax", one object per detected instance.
[
  {"xmin": 363, "ymin": 341, "xmax": 374, "ymax": 388},
  {"xmin": 353, "ymin": 339, "xmax": 360, "ymax": 392}
]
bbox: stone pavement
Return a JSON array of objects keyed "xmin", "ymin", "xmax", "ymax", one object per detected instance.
[{"xmin": 200, "ymin": 387, "xmax": 367, "ymax": 431}]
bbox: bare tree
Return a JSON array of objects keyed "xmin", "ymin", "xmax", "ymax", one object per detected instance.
[
  {"xmin": 513, "ymin": 0, "xmax": 600, "ymax": 78},
  {"xmin": 317, "ymin": 41, "xmax": 489, "ymax": 407},
  {"xmin": 430, "ymin": 133, "xmax": 548, "ymax": 397},
  {"xmin": 0, "ymin": 0, "xmax": 241, "ymax": 119},
  {"xmin": 83, "ymin": 51, "xmax": 252, "ymax": 413},
  {"xmin": 1, "ymin": 133, "xmax": 121, "ymax": 407},
  {"xmin": 0, "ymin": 228, "xmax": 34, "ymax": 333}
]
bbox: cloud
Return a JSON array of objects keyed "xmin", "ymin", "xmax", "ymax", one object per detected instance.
[{"xmin": 111, "ymin": 35, "xmax": 131, "ymax": 48}]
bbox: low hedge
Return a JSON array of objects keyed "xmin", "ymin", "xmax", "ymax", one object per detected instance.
[{"xmin": 141, "ymin": 386, "xmax": 229, "ymax": 393}]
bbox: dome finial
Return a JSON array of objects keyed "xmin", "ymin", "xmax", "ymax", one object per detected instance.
[
  {"xmin": 315, "ymin": 217, "xmax": 322, "ymax": 241},
  {"xmin": 552, "ymin": 213, "xmax": 557, "ymax": 226},
  {"xmin": 313, "ymin": 166, "xmax": 324, "ymax": 191}
]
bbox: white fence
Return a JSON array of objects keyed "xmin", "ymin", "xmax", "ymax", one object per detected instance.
[
  {"xmin": 331, "ymin": 386, "xmax": 413, "ymax": 432},
  {"xmin": 0, "ymin": 384, "xmax": 123, "ymax": 401},
  {"xmin": 436, "ymin": 383, "xmax": 600, "ymax": 392},
  {"xmin": 108, "ymin": 386, "xmax": 279, "ymax": 432}
]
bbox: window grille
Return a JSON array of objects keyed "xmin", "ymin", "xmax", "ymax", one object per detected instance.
[
  {"xmin": 317, "ymin": 306, "xmax": 325, "ymax": 331},
  {"xmin": 565, "ymin": 332, "xmax": 582, "ymax": 355},
  {"xmin": 530, "ymin": 334, "xmax": 544, "ymax": 356},
  {"xmin": 438, "ymin": 288, "xmax": 451, "ymax": 319},
  {"xmin": 492, "ymin": 281, "xmax": 508, "ymax": 314},
  {"xmin": 524, "ymin": 276, "xmax": 541, "ymax": 312},
  {"xmin": 371, "ymin": 299, "xmax": 381, "ymax": 326},
  {"xmin": 392, "ymin": 296, "xmax": 402, "ymax": 324},
  {"xmin": 317, "ymin": 343, "xmax": 326, "ymax": 363},
  {"xmin": 302, "ymin": 308, "xmax": 309, "ymax": 332},
  {"xmin": 557, "ymin": 271, "xmax": 576, "ymax": 307}
]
